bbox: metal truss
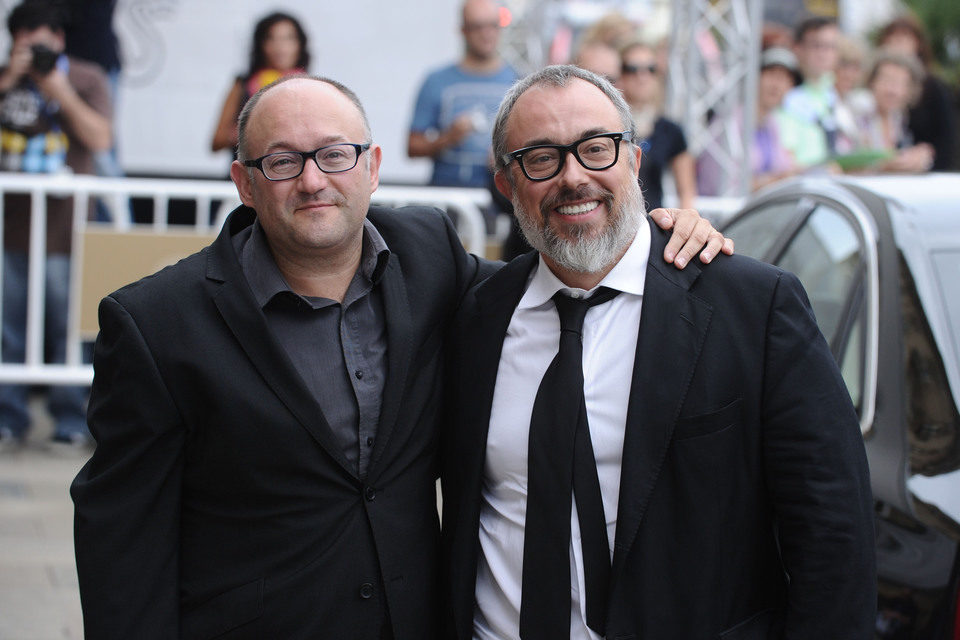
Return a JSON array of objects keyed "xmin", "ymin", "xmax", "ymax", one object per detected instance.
[{"xmin": 668, "ymin": 0, "xmax": 764, "ymax": 196}]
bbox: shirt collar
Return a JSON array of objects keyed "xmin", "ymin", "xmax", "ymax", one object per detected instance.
[
  {"xmin": 518, "ymin": 216, "xmax": 650, "ymax": 310},
  {"xmin": 241, "ymin": 217, "xmax": 391, "ymax": 309}
]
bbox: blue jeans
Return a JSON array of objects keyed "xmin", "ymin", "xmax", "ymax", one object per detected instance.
[{"xmin": 0, "ymin": 252, "xmax": 89, "ymax": 439}]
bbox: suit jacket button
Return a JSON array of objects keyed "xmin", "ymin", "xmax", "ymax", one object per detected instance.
[
  {"xmin": 360, "ymin": 582, "xmax": 375, "ymax": 599},
  {"xmin": 364, "ymin": 486, "xmax": 376, "ymax": 501}
]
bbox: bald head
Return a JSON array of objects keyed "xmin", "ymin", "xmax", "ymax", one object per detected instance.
[
  {"xmin": 462, "ymin": 0, "xmax": 498, "ymax": 25},
  {"xmin": 461, "ymin": 0, "xmax": 501, "ymax": 62},
  {"xmin": 237, "ymin": 75, "xmax": 372, "ymax": 161}
]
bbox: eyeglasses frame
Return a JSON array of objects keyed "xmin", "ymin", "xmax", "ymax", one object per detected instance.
[
  {"xmin": 242, "ymin": 142, "xmax": 372, "ymax": 181},
  {"xmin": 503, "ymin": 131, "xmax": 633, "ymax": 182}
]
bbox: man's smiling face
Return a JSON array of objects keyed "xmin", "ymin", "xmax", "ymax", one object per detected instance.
[{"xmin": 495, "ymin": 78, "xmax": 644, "ymax": 275}]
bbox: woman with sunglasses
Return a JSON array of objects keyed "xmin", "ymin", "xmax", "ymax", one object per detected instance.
[{"xmin": 617, "ymin": 40, "xmax": 697, "ymax": 211}]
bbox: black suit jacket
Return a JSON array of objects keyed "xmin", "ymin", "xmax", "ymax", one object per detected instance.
[
  {"xmin": 441, "ymin": 218, "xmax": 876, "ymax": 639},
  {"xmin": 71, "ymin": 205, "xmax": 488, "ymax": 640}
]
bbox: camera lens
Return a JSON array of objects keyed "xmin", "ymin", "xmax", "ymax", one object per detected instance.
[{"xmin": 30, "ymin": 44, "xmax": 58, "ymax": 75}]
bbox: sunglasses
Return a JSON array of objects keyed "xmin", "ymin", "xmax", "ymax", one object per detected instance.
[{"xmin": 622, "ymin": 63, "xmax": 657, "ymax": 76}]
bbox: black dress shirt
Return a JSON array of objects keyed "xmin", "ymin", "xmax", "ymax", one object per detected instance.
[{"xmin": 235, "ymin": 218, "xmax": 390, "ymax": 477}]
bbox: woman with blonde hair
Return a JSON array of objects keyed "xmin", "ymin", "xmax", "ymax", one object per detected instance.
[{"xmin": 618, "ymin": 40, "xmax": 696, "ymax": 210}]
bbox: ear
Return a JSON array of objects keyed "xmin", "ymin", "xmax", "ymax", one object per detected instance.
[
  {"xmin": 630, "ymin": 144, "xmax": 642, "ymax": 178},
  {"xmin": 493, "ymin": 169, "xmax": 513, "ymax": 201},
  {"xmin": 230, "ymin": 160, "xmax": 255, "ymax": 207},
  {"xmin": 368, "ymin": 144, "xmax": 383, "ymax": 193}
]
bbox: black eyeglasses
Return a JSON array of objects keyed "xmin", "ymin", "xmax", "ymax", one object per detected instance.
[
  {"xmin": 622, "ymin": 63, "xmax": 657, "ymax": 76},
  {"xmin": 243, "ymin": 142, "xmax": 371, "ymax": 181},
  {"xmin": 503, "ymin": 131, "xmax": 633, "ymax": 182}
]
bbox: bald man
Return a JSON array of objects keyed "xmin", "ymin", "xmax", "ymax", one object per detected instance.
[{"xmin": 407, "ymin": 0, "xmax": 518, "ymax": 188}]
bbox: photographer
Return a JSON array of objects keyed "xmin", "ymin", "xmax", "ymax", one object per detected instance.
[{"xmin": 0, "ymin": 0, "xmax": 112, "ymax": 452}]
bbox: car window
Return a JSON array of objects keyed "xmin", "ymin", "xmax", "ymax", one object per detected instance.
[
  {"xmin": 931, "ymin": 249, "xmax": 960, "ymax": 373},
  {"xmin": 902, "ymin": 253, "xmax": 960, "ymax": 476},
  {"xmin": 838, "ymin": 302, "xmax": 865, "ymax": 411},
  {"xmin": 778, "ymin": 204, "xmax": 863, "ymax": 346},
  {"xmin": 722, "ymin": 201, "xmax": 801, "ymax": 261}
]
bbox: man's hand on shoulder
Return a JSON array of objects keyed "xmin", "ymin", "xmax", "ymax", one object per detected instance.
[{"xmin": 650, "ymin": 207, "xmax": 735, "ymax": 269}]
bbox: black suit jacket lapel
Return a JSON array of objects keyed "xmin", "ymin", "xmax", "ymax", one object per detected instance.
[
  {"xmin": 206, "ymin": 207, "xmax": 357, "ymax": 479},
  {"xmin": 611, "ymin": 220, "xmax": 713, "ymax": 577},
  {"xmin": 366, "ymin": 254, "xmax": 414, "ymax": 479},
  {"xmin": 467, "ymin": 251, "xmax": 539, "ymax": 463}
]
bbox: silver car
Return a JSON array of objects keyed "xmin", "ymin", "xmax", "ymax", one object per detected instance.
[{"xmin": 722, "ymin": 174, "xmax": 960, "ymax": 639}]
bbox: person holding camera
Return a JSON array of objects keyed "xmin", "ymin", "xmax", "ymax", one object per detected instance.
[{"xmin": 0, "ymin": 0, "xmax": 112, "ymax": 452}]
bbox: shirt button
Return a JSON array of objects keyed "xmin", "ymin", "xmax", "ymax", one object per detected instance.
[
  {"xmin": 366, "ymin": 437, "xmax": 374, "ymax": 447},
  {"xmin": 359, "ymin": 582, "xmax": 375, "ymax": 599},
  {"xmin": 364, "ymin": 486, "xmax": 376, "ymax": 501},
  {"xmin": 355, "ymin": 369, "xmax": 364, "ymax": 379}
]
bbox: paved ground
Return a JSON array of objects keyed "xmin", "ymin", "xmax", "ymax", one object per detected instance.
[{"xmin": 0, "ymin": 397, "xmax": 87, "ymax": 640}]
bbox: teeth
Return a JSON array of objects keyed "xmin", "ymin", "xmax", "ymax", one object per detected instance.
[{"xmin": 556, "ymin": 201, "xmax": 599, "ymax": 215}]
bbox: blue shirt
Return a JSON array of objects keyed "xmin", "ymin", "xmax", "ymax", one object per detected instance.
[{"xmin": 410, "ymin": 63, "xmax": 518, "ymax": 187}]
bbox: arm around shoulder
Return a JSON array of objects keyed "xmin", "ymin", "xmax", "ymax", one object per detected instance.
[{"xmin": 71, "ymin": 295, "xmax": 186, "ymax": 639}]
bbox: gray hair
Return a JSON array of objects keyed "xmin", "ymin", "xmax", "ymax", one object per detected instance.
[
  {"xmin": 236, "ymin": 74, "xmax": 373, "ymax": 161},
  {"xmin": 491, "ymin": 64, "xmax": 636, "ymax": 172}
]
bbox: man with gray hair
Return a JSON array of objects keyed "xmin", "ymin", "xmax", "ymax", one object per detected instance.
[{"xmin": 440, "ymin": 65, "xmax": 875, "ymax": 639}]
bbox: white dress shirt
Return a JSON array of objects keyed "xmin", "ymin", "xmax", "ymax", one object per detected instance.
[{"xmin": 473, "ymin": 222, "xmax": 650, "ymax": 640}]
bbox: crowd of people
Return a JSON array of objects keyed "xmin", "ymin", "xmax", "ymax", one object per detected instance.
[
  {"xmin": 562, "ymin": 13, "xmax": 958, "ymax": 199},
  {"xmin": 737, "ymin": 14, "xmax": 956, "ymax": 188},
  {"xmin": 202, "ymin": 8, "xmax": 959, "ymax": 239},
  {"xmin": 388, "ymin": 7, "xmax": 958, "ymax": 254}
]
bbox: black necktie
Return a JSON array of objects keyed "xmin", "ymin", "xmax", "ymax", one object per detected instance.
[{"xmin": 520, "ymin": 287, "xmax": 620, "ymax": 640}]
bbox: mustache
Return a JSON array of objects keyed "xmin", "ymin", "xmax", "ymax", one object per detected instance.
[
  {"xmin": 539, "ymin": 185, "xmax": 614, "ymax": 218},
  {"xmin": 293, "ymin": 192, "xmax": 347, "ymax": 208}
]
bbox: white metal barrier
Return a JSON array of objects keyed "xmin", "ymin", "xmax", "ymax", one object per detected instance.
[
  {"xmin": 0, "ymin": 173, "xmax": 492, "ymax": 385},
  {"xmin": 0, "ymin": 173, "xmax": 744, "ymax": 386}
]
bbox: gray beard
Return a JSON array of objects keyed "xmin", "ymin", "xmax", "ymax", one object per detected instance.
[{"xmin": 514, "ymin": 181, "xmax": 646, "ymax": 274}]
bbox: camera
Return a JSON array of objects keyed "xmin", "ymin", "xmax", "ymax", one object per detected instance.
[{"xmin": 30, "ymin": 44, "xmax": 58, "ymax": 75}]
